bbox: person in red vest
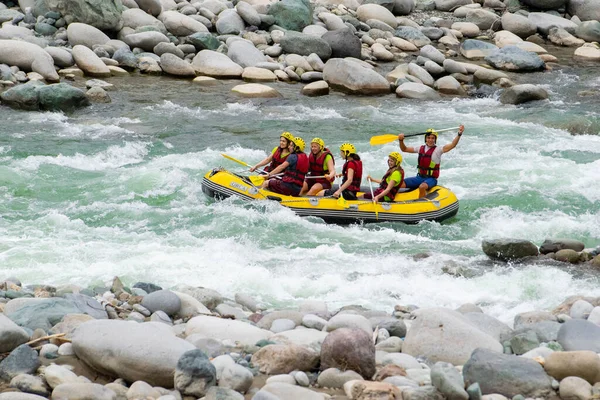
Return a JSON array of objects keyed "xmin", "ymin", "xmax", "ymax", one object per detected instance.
[
  {"xmin": 300, "ymin": 137, "xmax": 336, "ymax": 196},
  {"xmin": 261, "ymin": 136, "xmax": 309, "ymax": 197},
  {"xmin": 250, "ymin": 131, "xmax": 295, "ymax": 173},
  {"xmin": 398, "ymin": 125, "xmax": 464, "ymax": 198},
  {"xmin": 361, "ymin": 152, "xmax": 404, "ymax": 203},
  {"xmin": 317, "ymin": 143, "xmax": 362, "ymax": 200}
]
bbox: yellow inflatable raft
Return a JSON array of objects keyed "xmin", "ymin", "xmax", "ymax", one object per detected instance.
[{"xmin": 202, "ymin": 168, "xmax": 459, "ymax": 224}]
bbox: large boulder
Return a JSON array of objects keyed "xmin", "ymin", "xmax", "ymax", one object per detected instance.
[
  {"xmin": 434, "ymin": 76, "xmax": 466, "ymax": 96},
  {"xmin": 37, "ymin": 83, "xmax": 91, "ymax": 111},
  {"xmin": 185, "ymin": 315, "xmax": 272, "ymax": 346},
  {"xmin": 0, "ymin": 39, "xmax": 58, "ymax": 82},
  {"xmin": 0, "ymin": 82, "xmax": 42, "ymax": 111},
  {"xmin": 485, "ymin": 45, "xmax": 546, "ymax": 71},
  {"xmin": 7, "ymin": 296, "xmax": 105, "ymax": 330},
  {"xmin": 72, "ymin": 45, "xmax": 112, "ymax": 77},
  {"xmin": 557, "ymin": 319, "xmax": 600, "ymax": 352},
  {"xmin": 160, "ymin": 53, "xmax": 196, "ymax": 77},
  {"xmin": 357, "ymin": 4, "xmax": 398, "ymax": 28},
  {"xmin": 394, "ymin": 26, "xmax": 431, "ymax": 47},
  {"xmin": 465, "ymin": 8, "xmax": 500, "ymax": 30},
  {"xmin": 135, "ymin": 0, "xmax": 162, "ymax": 16},
  {"xmin": 72, "ymin": 320, "xmax": 195, "ymax": 387},
  {"xmin": 0, "ymin": 315, "xmax": 29, "ymax": 353},
  {"xmin": 123, "ymin": 31, "xmax": 170, "ymax": 52},
  {"xmin": 576, "ymin": 20, "xmax": 600, "ymax": 43},
  {"xmin": 500, "ymin": 12, "xmax": 537, "ymax": 38},
  {"xmin": 323, "ymin": 58, "xmax": 390, "ymax": 95},
  {"xmin": 499, "ymin": 84, "xmax": 548, "ymax": 105},
  {"xmin": 463, "ymin": 313, "xmax": 513, "ymax": 341},
  {"xmin": 520, "ymin": 0, "xmax": 566, "ymax": 10},
  {"xmin": 527, "ymin": 12, "xmax": 578, "ymax": 35},
  {"xmin": 320, "ymin": 328, "xmax": 375, "ymax": 379},
  {"xmin": 121, "ymin": 8, "xmax": 166, "ymax": 32},
  {"xmin": 215, "ymin": 9, "xmax": 245, "ymax": 35},
  {"xmin": 66, "ymin": 22, "xmax": 110, "ymax": 49},
  {"xmin": 251, "ymin": 344, "xmax": 320, "ymax": 374},
  {"xmin": 568, "ymin": 0, "xmax": 600, "ymax": 21},
  {"xmin": 482, "ymin": 239, "xmax": 539, "ymax": 261},
  {"xmin": 463, "ymin": 348, "xmax": 553, "ymax": 398},
  {"xmin": 267, "ymin": 0, "xmax": 312, "ymax": 32},
  {"xmin": 43, "ymin": 0, "xmax": 123, "ymax": 30},
  {"xmin": 280, "ymin": 31, "xmax": 332, "ymax": 60},
  {"xmin": 402, "ymin": 308, "xmax": 503, "ymax": 365},
  {"xmin": 460, "ymin": 39, "xmax": 498, "ymax": 59},
  {"xmin": 159, "ymin": 11, "xmax": 209, "ymax": 36},
  {"xmin": 228, "ymin": 39, "xmax": 266, "ymax": 68},
  {"xmin": 322, "ymin": 28, "xmax": 361, "ymax": 59}
]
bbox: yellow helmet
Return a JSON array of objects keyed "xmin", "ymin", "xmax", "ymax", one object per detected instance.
[
  {"xmin": 280, "ymin": 131, "xmax": 294, "ymax": 142},
  {"xmin": 311, "ymin": 137, "xmax": 325, "ymax": 150},
  {"xmin": 293, "ymin": 136, "xmax": 306, "ymax": 152},
  {"xmin": 389, "ymin": 152, "xmax": 403, "ymax": 166},
  {"xmin": 425, "ymin": 128, "xmax": 438, "ymax": 142},
  {"xmin": 340, "ymin": 143, "xmax": 356, "ymax": 155}
]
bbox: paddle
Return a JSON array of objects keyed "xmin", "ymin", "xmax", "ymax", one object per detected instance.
[
  {"xmin": 368, "ymin": 177, "xmax": 379, "ymax": 221},
  {"xmin": 221, "ymin": 153, "xmax": 268, "ymax": 175},
  {"xmin": 305, "ymin": 175, "xmax": 327, "ymax": 180},
  {"xmin": 369, "ymin": 127, "xmax": 461, "ymax": 146}
]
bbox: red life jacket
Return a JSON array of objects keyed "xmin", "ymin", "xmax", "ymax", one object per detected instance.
[
  {"xmin": 342, "ymin": 159, "xmax": 362, "ymax": 192},
  {"xmin": 283, "ymin": 152, "xmax": 309, "ymax": 187},
  {"xmin": 378, "ymin": 168, "xmax": 404, "ymax": 200},
  {"xmin": 266, "ymin": 147, "xmax": 289, "ymax": 172},
  {"xmin": 309, "ymin": 149, "xmax": 334, "ymax": 185},
  {"xmin": 418, "ymin": 145, "xmax": 440, "ymax": 179}
]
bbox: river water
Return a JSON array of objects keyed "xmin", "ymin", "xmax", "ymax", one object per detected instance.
[{"xmin": 1, "ymin": 61, "xmax": 599, "ymax": 324}]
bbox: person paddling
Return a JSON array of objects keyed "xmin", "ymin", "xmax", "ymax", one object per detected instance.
[
  {"xmin": 360, "ymin": 152, "xmax": 404, "ymax": 203},
  {"xmin": 300, "ymin": 137, "xmax": 336, "ymax": 196},
  {"xmin": 398, "ymin": 125, "xmax": 464, "ymax": 198},
  {"xmin": 317, "ymin": 143, "xmax": 362, "ymax": 200},
  {"xmin": 261, "ymin": 137, "xmax": 309, "ymax": 197},
  {"xmin": 250, "ymin": 131, "xmax": 295, "ymax": 173}
]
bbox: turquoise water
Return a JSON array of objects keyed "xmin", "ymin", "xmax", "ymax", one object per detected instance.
[{"xmin": 1, "ymin": 70, "xmax": 599, "ymax": 324}]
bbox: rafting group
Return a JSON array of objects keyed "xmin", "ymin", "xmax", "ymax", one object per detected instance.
[{"xmin": 249, "ymin": 125, "xmax": 465, "ymax": 202}]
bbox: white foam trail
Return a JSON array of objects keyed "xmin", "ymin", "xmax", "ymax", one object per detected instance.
[
  {"xmin": 14, "ymin": 142, "xmax": 150, "ymax": 171},
  {"xmin": 264, "ymin": 105, "xmax": 345, "ymax": 120}
]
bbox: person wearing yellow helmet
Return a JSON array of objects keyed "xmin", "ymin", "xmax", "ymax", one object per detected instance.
[
  {"xmin": 317, "ymin": 142, "xmax": 362, "ymax": 200},
  {"xmin": 250, "ymin": 131, "xmax": 294, "ymax": 173},
  {"xmin": 397, "ymin": 125, "xmax": 464, "ymax": 198},
  {"xmin": 360, "ymin": 152, "xmax": 405, "ymax": 203},
  {"xmin": 260, "ymin": 136, "xmax": 309, "ymax": 197},
  {"xmin": 300, "ymin": 137, "xmax": 336, "ymax": 196}
]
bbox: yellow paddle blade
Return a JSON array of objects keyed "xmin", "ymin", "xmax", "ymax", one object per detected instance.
[
  {"xmin": 221, "ymin": 153, "xmax": 252, "ymax": 168},
  {"xmin": 249, "ymin": 176, "xmax": 266, "ymax": 185},
  {"xmin": 369, "ymin": 134, "xmax": 399, "ymax": 146},
  {"xmin": 337, "ymin": 196, "xmax": 348, "ymax": 208}
]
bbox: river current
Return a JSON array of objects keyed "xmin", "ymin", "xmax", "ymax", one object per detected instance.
[{"xmin": 1, "ymin": 64, "xmax": 599, "ymax": 325}]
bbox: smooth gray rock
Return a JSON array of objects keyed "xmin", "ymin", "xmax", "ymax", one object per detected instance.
[
  {"xmin": 173, "ymin": 285, "xmax": 223, "ymax": 310},
  {"xmin": 318, "ymin": 368, "xmax": 363, "ymax": 389},
  {"xmin": 464, "ymin": 313, "xmax": 513, "ymax": 342},
  {"xmin": 403, "ymin": 308, "xmax": 503, "ymax": 365},
  {"xmin": 370, "ymin": 317, "xmax": 407, "ymax": 338},
  {"xmin": 123, "ymin": 31, "xmax": 169, "ymax": 52},
  {"xmin": 0, "ymin": 345, "xmax": 40, "ymax": 381},
  {"xmin": 113, "ymin": 47, "xmax": 138, "ymax": 69},
  {"xmin": 135, "ymin": 0, "xmax": 162, "ymax": 16},
  {"xmin": 51, "ymin": 383, "xmax": 117, "ymax": 400},
  {"xmin": 0, "ymin": 315, "xmax": 29, "ymax": 353},
  {"xmin": 463, "ymin": 348, "xmax": 553, "ymax": 398},
  {"xmin": 45, "ymin": 46, "xmax": 74, "ymax": 68},
  {"xmin": 218, "ymin": 364, "xmax": 253, "ymax": 393},
  {"xmin": 521, "ymin": 0, "xmax": 566, "ymax": 10},
  {"xmin": 9, "ymin": 374, "xmax": 50, "ymax": 397},
  {"xmin": 186, "ymin": 315, "xmax": 272, "ymax": 346},
  {"xmin": 431, "ymin": 362, "xmax": 469, "ymax": 400},
  {"xmin": 485, "ymin": 46, "xmax": 545, "ymax": 72},
  {"xmin": 510, "ymin": 330, "xmax": 540, "ymax": 355},
  {"xmin": 539, "ymin": 238, "xmax": 585, "ymax": 254},
  {"xmin": 0, "ymin": 39, "xmax": 59, "ymax": 81},
  {"xmin": 154, "ymin": 42, "xmax": 184, "ymax": 58},
  {"xmin": 121, "ymin": 8, "xmax": 165, "ymax": 32},
  {"xmin": 322, "ymin": 28, "xmax": 361, "ymax": 59},
  {"xmin": 499, "ymin": 84, "xmax": 548, "ymax": 105},
  {"xmin": 72, "ymin": 320, "xmax": 195, "ymax": 387},
  {"xmin": 280, "ymin": 31, "xmax": 332, "ymax": 60},
  {"xmin": 396, "ymin": 81, "xmax": 441, "ymax": 100},
  {"xmin": 482, "ymin": 239, "xmax": 539, "ymax": 261},
  {"xmin": 236, "ymin": 1, "xmax": 261, "ymax": 26},
  {"xmin": 228, "ymin": 39, "xmax": 266, "ymax": 68},
  {"xmin": 420, "ymin": 44, "xmax": 445, "ymax": 64},
  {"xmin": 514, "ymin": 311, "xmax": 557, "ymax": 331},
  {"xmin": 66, "ymin": 22, "xmax": 110, "ymax": 49},
  {"xmin": 159, "ymin": 53, "xmax": 195, "ymax": 77},
  {"xmin": 72, "ymin": 45, "xmax": 112, "ymax": 77},
  {"xmin": 568, "ymin": 0, "xmax": 600, "ymax": 21},
  {"xmin": 175, "ymin": 349, "xmax": 217, "ymax": 397},
  {"xmin": 501, "ymin": 12, "xmax": 537, "ymax": 38},
  {"xmin": 527, "ymin": 12, "xmax": 578, "ymax": 35},
  {"xmin": 435, "ymin": 0, "xmax": 472, "ymax": 12},
  {"xmin": 394, "ymin": 26, "xmax": 431, "ymax": 47},
  {"xmin": 557, "ymin": 319, "xmax": 600, "ymax": 352},
  {"xmin": 216, "ymin": 9, "xmax": 245, "ymax": 35},
  {"xmin": 465, "ymin": 8, "xmax": 500, "ymax": 30},
  {"xmin": 323, "ymin": 58, "xmax": 390, "ymax": 95},
  {"xmin": 460, "ymin": 38, "xmax": 498, "ymax": 59}
]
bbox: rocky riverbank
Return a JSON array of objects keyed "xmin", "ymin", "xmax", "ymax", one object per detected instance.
[
  {"xmin": 1, "ymin": 237, "xmax": 600, "ymax": 399},
  {"xmin": 1, "ymin": 0, "xmax": 600, "ymax": 112}
]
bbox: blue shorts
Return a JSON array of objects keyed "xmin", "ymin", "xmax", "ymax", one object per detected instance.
[{"xmin": 404, "ymin": 175, "xmax": 437, "ymax": 189}]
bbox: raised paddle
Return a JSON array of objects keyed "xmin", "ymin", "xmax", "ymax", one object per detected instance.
[
  {"xmin": 221, "ymin": 153, "xmax": 268, "ymax": 175},
  {"xmin": 369, "ymin": 126, "xmax": 461, "ymax": 146},
  {"xmin": 368, "ymin": 177, "xmax": 379, "ymax": 221}
]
